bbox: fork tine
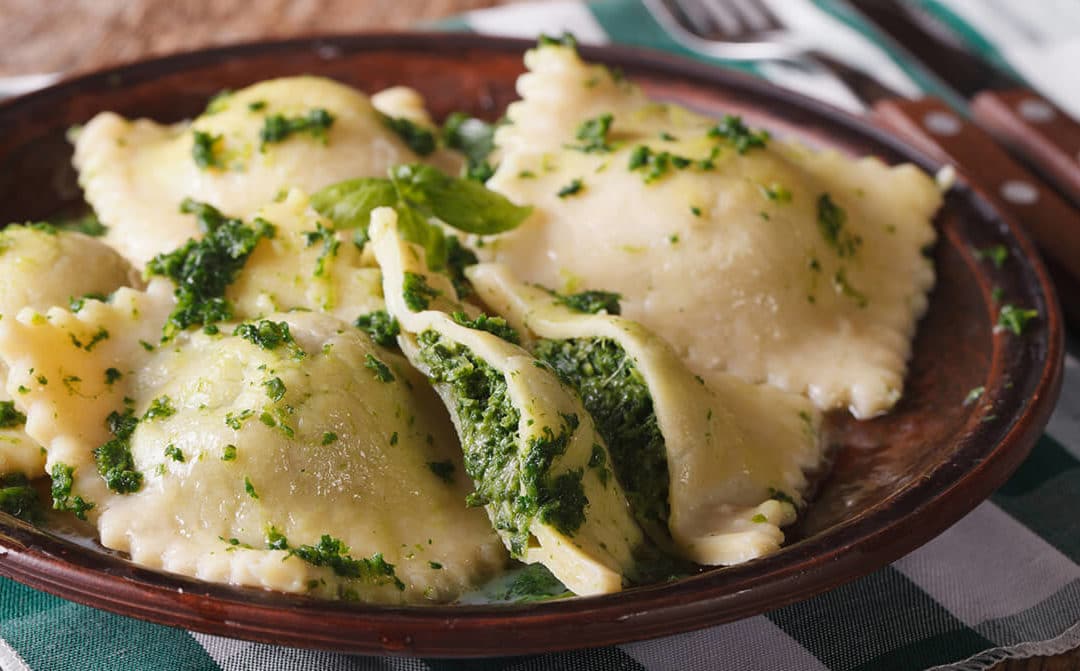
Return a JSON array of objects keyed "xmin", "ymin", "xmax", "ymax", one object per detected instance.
[
  {"xmin": 701, "ymin": 0, "xmax": 744, "ymax": 38},
  {"xmin": 664, "ymin": 0, "xmax": 719, "ymax": 38},
  {"xmin": 728, "ymin": 0, "xmax": 782, "ymax": 33}
]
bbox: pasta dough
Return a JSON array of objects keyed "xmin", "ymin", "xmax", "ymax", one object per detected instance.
[
  {"xmin": 0, "ymin": 224, "xmax": 139, "ymax": 477},
  {"xmin": 468, "ymin": 263, "xmax": 825, "ymax": 565},
  {"xmin": 225, "ymin": 188, "xmax": 385, "ymax": 322},
  {"xmin": 0, "ymin": 290, "xmax": 506, "ymax": 602},
  {"xmin": 73, "ymin": 76, "xmax": 459, "ymax": 266},
  {"xmin": 370, "ymin": 207, "xmax": 644, "ymax": 595},
  {"xmin": 484, "ymin": 43, "xmax": 940, "ymax": 419}
]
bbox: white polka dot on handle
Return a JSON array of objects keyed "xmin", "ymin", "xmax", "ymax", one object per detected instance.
[
  {"xmin": 1018, "ymin": 98, "xmax": 1055, "ymax": 123},
  {"xmin": 1000, "ymin": 180, "xmax": 1039, "ymax": 205},
  {"xmin": 924, "ymin": 110, "xmax": 961, "ymax": 136}
]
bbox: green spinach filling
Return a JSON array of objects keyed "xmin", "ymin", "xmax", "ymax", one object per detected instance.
[
  {"xmin": 415, "ymin": 329, "xmax": 587, "ymax": 557},
  {"xmin": 0, "ymin": 472, "xmax": 43, "ymax": 523},
  {"xmin": 533, "ymin": 337, "xmax": 670, "ymax": 535}
]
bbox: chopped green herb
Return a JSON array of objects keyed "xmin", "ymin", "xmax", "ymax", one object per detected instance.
[
  {"xmin": 569, "ymin": 113, "xmax": 614, "ymax": 153},
  {"xmin": 451, "ymin": 311, "xmax": 520, "ymax": 344},
  {"xmin": 974, "ymin": 244, "xmax": 1008, "ymax": 269},
  {"xmin": 0, "ymin": 401, "xmax": 26, "ymax": 428},
  {"xmin": 707, "ymin": 114, "xmax": 770, "ymax": 154},
  {"xmin": 320, "ymin": 432, "xmax": 338, "ymax": 446},
  {"xmin": 427, "ymin": 460, "xmax": 455, "ymax": 484},
  {"xmin": 428, "ymin": 561, "xmax": 443, "ymax": 569},
  {"xmin": 389, "ymin": 431, "xmax": 399, "ymax": 446},
  {"xmin": 491, "ymin": 563, "xmax": 570, "ymax": 602},
  {"xmin": 354, "ymin": 310, "xmax": 400, "ymax": 348},
  {"xmin": 104, "ymin": 368, "xmax": 122, "ymax": 386},
  {"xmin": 997, "ymin": 304, "xmax": 1039, "ymax": 335},
  {"xmin": 259, "ymin": 108, "xmax": 335, "ymax": 149},
  {"xmin": 248, "ymin": 100, "xmax": 267, "ymax": 111},
  {"xmin": 538, "ymin": 32, "xmax": 577, "ymax": 48},
  {"xmin": 234, "ymin": 320, "xmax": 305, "ymax": 358},
  {"xmin": 192, "ymin": 130, "xmax": 223, "ymax": 169},
  {"xmin": 0, "ymin": 472, "xmax": 43, "ymax": 523},
  {"xmin": 93, "ymin": 407, "xmax": 143, "ymax": 493},
  {"xmin": 244, "ymin": 476, "xmax": 259, "ymax": 499},
  {"xmin": 402, "ymin": 272, "xmax": 441, "ymax": 311},
  {"xmin": 659, "ymin": 131, "xmax": 677, "ymax": 141},
  {"xmin": 69, "ymin": 327, "xmax": 109, "ymax": 352},
  {"xmin": 50, "ymin": 212, "xmax": 107, "ymax": 237},
  {"xmin": 264, "ymin": 377, "xmax": 286, "ymax": 401},
  {"xmin": 441, "ymin": 112, "xmax": 496, "ymax": 182},
  {"xmin": 50, "ymin": 463, "xmax": 94, "ymax": 520},
  {"xmin": 833, "ymin": 268, "xmax": 868, "ymax": 308},
  {"xmin": 378, "ymin": 113, "xmax": 436, "ymax": 156},
  {"xmin": 287, "ymin": 534, "xmax": 404, "ymax": 589},
  {"xmin": 690, "ymin": 206, "xmax": 701, "ymax": 217},
  {"xmin": 364, "ymin": 354, "xmax": 395, "ymax": 383},
  {"xmin": 222, "ymin": 444, "xmax": 237, "ymax": 461},
  {"xmin": 751, "ymin": 513, "xmax": 768, "ymax": 523},
  {"xmin": 225, "ymin": 409, "xmax": 254, "ymax": 430},
  {"xmin": 69, "ymin": 292, "xmax": 108, "ymax": 313},
  {"xmin": 759, "ymin": 182, "xmax": 792, "ymax": 203},
  {"xmin": 164, "ymin": 444, "xmax": 185, "ymax": 462},
  {"xmin": 143, "ymin": 395, "xmax": 176, "ymax": 421},
  {"xmin": 816, "ymin": 194, "xmax": 861, "ymax": 257},
  {"xmin": 302, "ymin": 221, "xmax": 340, "ymax": 278},
  {"xmin": 445, "ymin": 235, "xmax": 479, "ymax": 298},
  {"xmin": 627, "ymin": 145, "xmax": 694, "ymax": 183},
  {"xmin": 546, "ymin": 288, "xmax": 621, "ymax": 315},
  {"xmin": 148, "ymin": 200, "xmax": 275, "ymax": 338},
  {"xmin": 557, "ymin": 178, "xmax": 584, "ymax": 198}
]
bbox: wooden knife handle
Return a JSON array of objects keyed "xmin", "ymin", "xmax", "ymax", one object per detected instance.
[
  {"xmin": 971, "ymin": 89, "xmax": 1080, "ymax": 209},
  {"xmin": 871, "ymin": 97, "xmax": 1080, "ymax": 325}
]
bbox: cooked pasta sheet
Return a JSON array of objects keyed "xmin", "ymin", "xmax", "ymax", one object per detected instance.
[
  {"xmin": 0, "ymin": 283, "xmax": 506, "ymax": 603},
  {"xmin": 370, "ymin": 207, "xmax": 644, "ymax": 596},
  {"xmin": 467, "ymin": 263, "xmax": 825, "ymax": 565},
  {"xmin": 0, "ymin": 225, "xmax": 140, "ymax": 477},
  {"xmin": 73, "ymin": 76, "xmax": 460, "ymax": 267},
  {"xmin": 484, "ymin": 42, "xmax": 940, "ymax": 419}
]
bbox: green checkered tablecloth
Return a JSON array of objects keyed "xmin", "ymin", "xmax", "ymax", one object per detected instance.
[{"xmin": 3, "ymin": 1, "xmax": 1079, "ymax": 669}]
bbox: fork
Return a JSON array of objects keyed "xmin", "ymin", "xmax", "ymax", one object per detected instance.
[{"xmin": 642, "ymin": 0, "xmax": 904, "ymax": 104}]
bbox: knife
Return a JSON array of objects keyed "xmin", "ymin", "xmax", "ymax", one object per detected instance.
[
  {"xmin": 845, "ymin": 0, "xmax": 1080, "ymax": 327},
  {"xmin": 850, "ymin": 1, "xmax": 1080, "ymax": 209}
]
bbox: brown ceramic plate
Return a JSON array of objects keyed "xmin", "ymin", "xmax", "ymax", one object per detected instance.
[{"xmin": 0, "ymin": 33, "xmax": 1064, "ymax": 657}]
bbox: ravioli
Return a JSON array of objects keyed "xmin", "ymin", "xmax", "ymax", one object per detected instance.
[
  {"xmin": 483, "ymin": 43, "xmax": 940, "ymax": 419},
  {"xmin": 0, "ymin": 224, "xmax": 139, "ymax": 477},
  {"xmin": 468, "ymin": 263, "xmax": 825, "ymax": 565},
  {"xmin": 370, "ymin": 207, "xmax": 644, "ymax": 596},
  {"xmin": 0, "ymin": 290, "xmax": 506, "ymax": 602},
  {"xmin": 225, "ymin": 188, "xmax": 385, "ymax": 322},
  {"xmin": 73, "ymin": 76, "xmax": 459, "ymax": 266}
]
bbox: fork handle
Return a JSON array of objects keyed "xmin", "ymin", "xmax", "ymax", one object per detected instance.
[
  {"xmin": 969, "ymin": 89, "xmax": 1080, "ymax": 209},
  {"xmin": 871, "ymin": 97, "xmax": 1080, "ymax": 326}
]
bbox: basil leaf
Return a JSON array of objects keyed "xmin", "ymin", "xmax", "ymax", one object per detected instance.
[
  {"xmin": 390, "ymin": 164, "xmax": 531, "ymax": 235},
  {"xmin": 310, "ymin": 178, "xmax": 397, "ymax": 230}
]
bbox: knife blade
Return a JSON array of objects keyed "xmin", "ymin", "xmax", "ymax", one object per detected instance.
[{"xmin": 850, "ymin": 0, "xmax": 1080, "ymax": 210}]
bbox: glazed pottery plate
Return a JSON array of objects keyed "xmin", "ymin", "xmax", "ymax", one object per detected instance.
[{"xmin": 0, "ymin": 34, "xmax": 1063, "ymax": 657}]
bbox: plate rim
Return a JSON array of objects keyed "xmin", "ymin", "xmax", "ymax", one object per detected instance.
[{"xmin": 0, "ymin": 31, "xmax": 1065, "ymax": 657}]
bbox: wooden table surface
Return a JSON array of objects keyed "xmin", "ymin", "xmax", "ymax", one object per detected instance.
[{"xmin": 0, "ymin": 1, "xmax": 1076, "ymax": 669}]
